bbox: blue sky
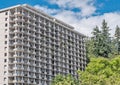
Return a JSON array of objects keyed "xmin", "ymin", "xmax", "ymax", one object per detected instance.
[
  {"xmin": 0, "ymin": 0, "xmax": 120, "ymax": 36},
  {"xmin": 0, "ymin": 0, "xmax": 120, "ymax": 13}
]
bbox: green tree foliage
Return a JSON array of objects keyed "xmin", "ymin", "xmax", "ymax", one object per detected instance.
[
  {"xmin": 86, "ymin": 38, "xmax": 94, "ymax": 63},
  {"xmin": 92, "ymin": 26, "xmax": 101, "ymax": 57},
  {"xmin": 115, "ymin": 25, "xmax": 120, "ymax": 41},
  {"xmin": 100, "ymin": 20, "xmax": 111, "ymax": 57},
  {"xmin": 78, "ymin": 56, "xmax": 120, "ymax": 85},
  {"xmin": 92, "ymin": 20, "xmax": 112, "ymax": 57},
  {"xmin": 114, "ymin": 25, "xmax": 120, "ymax": 54},
  {"xmin": 51, "ymin": 74, "xmax": 80, "ymax": 85}
]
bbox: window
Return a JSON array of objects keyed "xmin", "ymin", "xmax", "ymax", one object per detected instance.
[
  {"xmin": 4, "ymin": 47, "xmax": 7, "ymax": 50},
  {"xmin": 4, "ymin": 65, "xmax": 7, "ymax": 69},
  {"xmin": 5, "ymin": 18, "xmax": 8, "ymax": 21},
  {"xmin": 4, "ymin": 77, "xmax": 6, "ymax": 81},
  {"xmin": 4, "ymin": 53, "xmax": 7, "ymax": 56},
  {"xmin": 5, "ymin": 23, "xmax": 7, "ymax": 27},
  {"xmin": 4, "ymin": 71, "xmax": 7, "ymax": 75},
  {"xmin": 5, "ymin": 29, "xmax": 7, "ymax": 32},
  {"xmin": 5, "ymin": 35, "xmax": 7, "ymax": 38},
  {"xmin": 5, "ymin": 41, "xmax": 7, "ymax": 44},
  {"xmin": 4, "ymin": 59, "xmax": 7, "ymax": 62},
  {"xmin": 5, "ymin": 12, "xmax": 8, "ymax": 15}
]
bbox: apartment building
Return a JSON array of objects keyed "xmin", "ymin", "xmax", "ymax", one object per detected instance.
[{"xmin": 0, "ymin": 4, "xmax": 87, "ymax": 85}]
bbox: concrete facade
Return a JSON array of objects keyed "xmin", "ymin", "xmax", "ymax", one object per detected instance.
[{"xmin": 0, "ymin": 4, "xmax": 87, "ymax": 85}]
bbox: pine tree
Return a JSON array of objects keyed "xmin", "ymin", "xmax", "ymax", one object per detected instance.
[
  {"xmin": 92, "ymin": 20, "xmax": 112, "ymax": 58},
  {"xmin": 92, "ymin": 26, "xmax": 101, "ymax": 57},
  {"xmin": 115, "ymin": 25, "xmax": 120, "ymax": 54},
  {"xmin": 100, "ymin": 19, "xmax": 111, "ymax": 57}
]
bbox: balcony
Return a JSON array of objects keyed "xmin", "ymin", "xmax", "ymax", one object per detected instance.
[
  {"xmin": 15, "ymin": 12, "xmax": 23, "ymax": 16},
  {"xmin": 13, "ymin": 36, "xmax": 19, "ymax": 39},
  {"xmin": 8, "ymin": 80, "xmax": 14, "ymax": 83},
  {"xmin": 9, "ymin": 19, "xmax": 15, "ymax": 23},
  {"xmin": 13, "ymin": 48, "xmax": 23, "ymax": 51},
  {"xmin": 13, "ymin": 30, "xmax": 21, "ymax": 33},
  {"xmin": 13, "ymin": 54, "xmax": 17, "ymax": 57},
  {"xmin": 15, "ymin": 18, "xmax": 25, "ymax": 22},
  {"xmin": 13, "ymin": 67, "xmax": 17, "ymax": 70},
  {"xmin": 13, "ymin": 61, "xmax": 17, "ymax": 63},
  {"xmin": 10, "ymin": 13, "xmax": 15, "ymax": 18}
]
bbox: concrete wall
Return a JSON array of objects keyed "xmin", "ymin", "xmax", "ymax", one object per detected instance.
[{"xmin": 0, "ymin": 10, "xmax": 9, "ymax": 85}]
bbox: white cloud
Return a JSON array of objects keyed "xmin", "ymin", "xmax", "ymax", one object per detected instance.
[
  {"xmin": 74, "ymin": 12, "xmax": 120, "ymax": 36},
  {"xmin": 34, "ymin": 5, "xmax": 59, "ymax": 15},
  {"xmin": 48, "ymin": 0, "xmax": 96, "ymax": 17}
]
